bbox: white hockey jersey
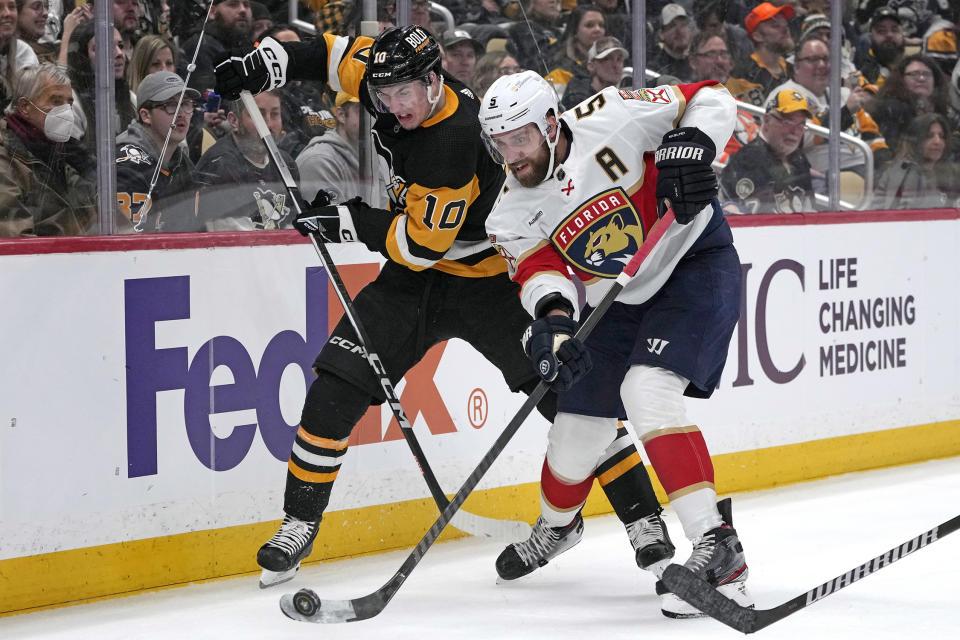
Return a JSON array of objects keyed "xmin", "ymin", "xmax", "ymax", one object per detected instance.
[{"xmin": 486, "ymin": 82, "xmax": 737, "ymax": 320}]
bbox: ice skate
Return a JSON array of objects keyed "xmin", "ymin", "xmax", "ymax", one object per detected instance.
[
  {"xmin": 495, "ymin": 513, "xmax": 584, "ymax": 581},
  {"xmin": 625, "ymin": 508, "xmax": 676, "ymax": 577},
  {"xmin": 656, "ymin": 498, "xmax": 752, "ymax": 618},
  {"xmin": 257, "ymin": 514, "xmax": 320, "ymax": 588}
]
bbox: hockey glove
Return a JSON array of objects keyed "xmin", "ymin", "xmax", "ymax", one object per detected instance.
[
  {"xmin": 522, "ymin": 315, "xmax": 593, "ymax": 392},
  {"xmin": 214, "ymin": 36, "xmax": 289, "ymax": 100},
  {"xmin": 654, "ymin": 127, "xmax": 718, "ymax": 224},
  {"xmin": 294, "ymin": 196, "xmax": 360, "ymax": 242}
]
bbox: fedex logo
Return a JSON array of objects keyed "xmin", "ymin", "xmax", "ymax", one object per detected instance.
[{"xmin": 124, "ymin": 266, "xmax": 457, "ymax": 478}]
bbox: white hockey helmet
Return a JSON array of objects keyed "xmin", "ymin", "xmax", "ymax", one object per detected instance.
[{"xmin": 479, "ymin": 70, "xmax": 561, "ymax": 176}]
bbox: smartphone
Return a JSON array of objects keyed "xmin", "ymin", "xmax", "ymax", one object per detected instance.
[{"xmin": 204, "ymin": 90, "xmax": 221, "ymax": 113}]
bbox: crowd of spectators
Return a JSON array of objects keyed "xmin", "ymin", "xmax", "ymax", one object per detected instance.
[{"xmin": 0, "ymin": 0, "xmax": 959, "ymax": 237}]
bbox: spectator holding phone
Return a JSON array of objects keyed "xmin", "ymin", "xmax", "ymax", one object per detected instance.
[{"xmin": 194, "ymin": 90, "xmax": 300, "ymax": 230}]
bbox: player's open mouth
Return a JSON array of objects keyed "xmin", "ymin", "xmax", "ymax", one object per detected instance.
[{"xmin": 510, "ymin": 161, "xmax": 528, "ymax": 174}]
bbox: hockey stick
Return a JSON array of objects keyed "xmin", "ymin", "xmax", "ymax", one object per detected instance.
[
  {"xmin": 279, "ymin": 210, "xmax": 678, "ymax": 623},
  {"xmin": 238, "ymin": 91, "xmax": 530, "ymax": 542},
  {"xmin": 660, "ymin": 512, "xmax": 960, "ymax": 634}
]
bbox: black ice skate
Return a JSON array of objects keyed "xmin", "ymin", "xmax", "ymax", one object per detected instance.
[
  {"xmin": 656, "ymin": 498, "xmax": 752, "ymax": 618},
  {"xmin": 495, "ymin": 513, "xmax": 584, "ymax": 581},
  {"xmin": 257, "ymin": 514, "xmax": 320, "ymax": 588},
  {"xmin": 625, "ymin": 508, "xmax": 676, "ymax": 577}
]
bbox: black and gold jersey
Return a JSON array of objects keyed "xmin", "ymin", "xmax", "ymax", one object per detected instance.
[{"xmin": 284, "ymin": 33, "xmax": 506, "ymax": 277}]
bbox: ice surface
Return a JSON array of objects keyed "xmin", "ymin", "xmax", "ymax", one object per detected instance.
[{"xmin": 3, "ymin": 457, "xmax": 958, "ymax": 639}]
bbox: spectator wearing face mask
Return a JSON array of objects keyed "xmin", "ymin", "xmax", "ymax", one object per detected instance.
[{"xmin": 0, "ymin": 63, "xmax": 100, "ymax": 237}]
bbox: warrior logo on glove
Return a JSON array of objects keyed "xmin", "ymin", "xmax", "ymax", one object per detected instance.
[{"xmin": 653, "ymin": 127, "xmax": 718, "ymax": 224}]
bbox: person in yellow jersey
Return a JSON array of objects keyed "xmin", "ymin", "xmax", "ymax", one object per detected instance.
[{"xmin": 215, "ymin": 24, "xmax": 674, "ymax": 588}]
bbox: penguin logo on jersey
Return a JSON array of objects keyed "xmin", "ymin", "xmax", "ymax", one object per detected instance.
[{"xmin": 550, "ymin": 187, "xmax": 645, "ymax": 278}]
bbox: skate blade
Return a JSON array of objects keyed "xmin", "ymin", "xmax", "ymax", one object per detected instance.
[
  {"xmin": 495, "ymin": 572, "xmax": 536, "ymax": 586},
  {"xmin": 660, "ymin": 580, "xmax": 753, "ymax": 618},
  {"xmin": 259, "ymin": 564, "xmax": 300, "ymax": 589}
]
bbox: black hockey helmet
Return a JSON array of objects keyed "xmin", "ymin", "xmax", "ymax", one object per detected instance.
[{"xmin": 366, "ymin": 25, "xmax": 442, "ymax": 89}]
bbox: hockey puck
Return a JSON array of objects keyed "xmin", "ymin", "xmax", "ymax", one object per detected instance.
[{"xmin": 293, "ymin": 588, "xmax": 320, "ymax": 616}]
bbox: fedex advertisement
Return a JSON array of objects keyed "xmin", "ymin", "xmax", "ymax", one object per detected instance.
[{"xmin": 1, "ymin": 212, "xmax": 958, "ymax": 561}]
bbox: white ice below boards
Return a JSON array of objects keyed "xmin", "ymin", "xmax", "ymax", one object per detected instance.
[{"xmin": 3, "ymin": 457, "xmax": 958, "ymax": 640}]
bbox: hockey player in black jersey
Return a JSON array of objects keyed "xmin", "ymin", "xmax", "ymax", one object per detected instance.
[{"xmin": 215, "ymin": 25, "xmax": 674, "ymax": 588}]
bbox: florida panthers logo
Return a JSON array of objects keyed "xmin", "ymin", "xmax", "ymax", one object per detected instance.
[
  {"xmin": 583, "ymin": 213, "xmax": 642, "ymax": 267},
  {"xmin": 550, "ymin": 187, "xmax": 646, "ymax": 278}
]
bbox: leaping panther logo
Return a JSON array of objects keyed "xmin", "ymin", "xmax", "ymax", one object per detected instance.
[{"xmin": 583, "ymin": 213, "xmax": 643, "ymax": 267}]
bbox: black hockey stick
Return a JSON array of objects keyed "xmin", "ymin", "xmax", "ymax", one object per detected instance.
[
  {"xmin": 238, "ymin": 91, "xmax": 530, "ymax": 541},
  {"xmin": 661, "ymin": 512, "xmax": 960, "ymax": 634},
  {"xmin": 279, "ymin": 210, "xmax": 678, "ymax": 623}
]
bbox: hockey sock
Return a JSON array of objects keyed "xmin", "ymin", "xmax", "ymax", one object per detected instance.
[
  {"xmin": 622, "ymin": 365, "xmax": 722, "ymax": 539},
  {"xmin": 540, "ymin": 412, "xmax": 618, "ymax": 526},
  {"xmin": 540, "ymin": 459, "xmax": 594, "ymax": 527},
  {"xmin": 642, "ymin": 425, "xmax": 721, "ymax": 539},
  {"xmin": 595, "ymin": 422, "xmax": 661, "ymax": 524},
  {"xmin": 284, "ymin": 372, "xmax": 372, "ymax": 521}
]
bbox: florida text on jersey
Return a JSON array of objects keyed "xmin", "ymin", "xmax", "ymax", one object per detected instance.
[
  {"xmin": 486, "ymin": 81, "xmax": 738, "ymax": 319},
  {"xmin": 281, "ymin": 31, "xmax": 506, "ymax": 277}
]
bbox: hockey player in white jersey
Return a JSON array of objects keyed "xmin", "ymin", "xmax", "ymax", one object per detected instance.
[{"xmin": 479, "ymin": 70, "xmax": 752, "ymax": 618}]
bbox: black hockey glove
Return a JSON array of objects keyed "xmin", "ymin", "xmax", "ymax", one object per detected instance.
[
  {"xmin": 294, "ymin": 195, "xmax": 360, "ymax": 242},
  {"xmin": 654, "ymin": 127, "xmax": 718, "ymax": 224},
  {"xmin": 522, "ymin": 315, "xmax": 592, "ymax": 392},
  {"xmin": 214, "ymin": 37, "xmax": 288, "ymax": 100}
]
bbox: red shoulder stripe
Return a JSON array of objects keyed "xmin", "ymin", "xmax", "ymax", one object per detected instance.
[
  {"xmin": 675, "ymin": 80, "xmax": 719, "ymax": 103},
  {"xmin": 514, "ymin": 244, "xmax": 569, "ymax": 288}
]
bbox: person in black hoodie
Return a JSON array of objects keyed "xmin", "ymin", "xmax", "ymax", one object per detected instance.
[
  {"xmin": 116, "ymin": 71, "xmax": 206, "ymax": 232},
  {"xmin": 194, "ymin": 88, "xmax": 299, "ymax": 230}
]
